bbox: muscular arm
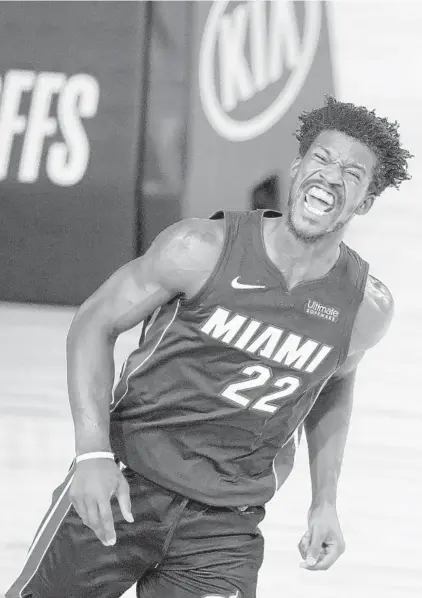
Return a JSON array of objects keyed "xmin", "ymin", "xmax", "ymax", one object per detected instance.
[
  {"xmin": 304, "ymin": 275, "xmax": 394, "ymax": 506},
  {"xmin": 67, "ymin": 218, "xmax": 223, "ymax": 456},
  {"xmin": 304, "ymin": 366, "xmax": 357, "ymax": 505}
]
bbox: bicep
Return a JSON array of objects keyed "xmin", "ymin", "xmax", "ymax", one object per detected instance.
[
  {"xmin": 350, "ymin": 275, "xmax": 394, "ymax": 353},
  {"xmin": 305, "ymin": 365, "xmax": 358, "ymax": 431},
  {"xmin": 335, "ymin": 276, "xmax": 393, "ymax": 381},
  {"xmin": 70, "ymin": 222, "xmax": 188, "ymax": 336},
  {"xmin": 70, "ymin": 217, "xmax": 222, "ymax": 337},
  {"xmin": 333, "ymin": 351, "xmax": 365, "ymax": 379},
  {"xmin": 71, "ymin": 257, "xmax": 177, "ymax": 338},
  {"xmin": 86, "ymin": 258, "xmax": 177, "ymax": 333}
]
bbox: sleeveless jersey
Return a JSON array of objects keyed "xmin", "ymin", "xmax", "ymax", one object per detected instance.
[{"xmin": 109, "ymin": 210, "xmax": 369, "ymax": 507}]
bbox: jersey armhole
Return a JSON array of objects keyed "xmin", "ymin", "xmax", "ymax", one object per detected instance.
[
  {"xmin": 357, "ymin": 259, "xmax": 370, "ymax": 293},
  {"xmin": 180, "ymin": 211, "xmax": 235, "ymax": 309},
  {"xmin": 335, "ymin": 250, "xmax": 370, "ymax": 370}
]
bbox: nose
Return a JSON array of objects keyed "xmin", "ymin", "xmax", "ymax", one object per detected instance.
[{"xmin": 319, "ymin": 163, "xmax": 343, "ymax": 187}]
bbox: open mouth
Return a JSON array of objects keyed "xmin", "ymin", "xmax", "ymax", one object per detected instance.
[{"xmin": 304, "ymin": 186, "xmax": 335, "ymax": 216}]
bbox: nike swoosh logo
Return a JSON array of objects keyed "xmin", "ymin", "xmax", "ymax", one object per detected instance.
[{"xmin": 231, "ymin": 277, "xmax": 266, "ymax": 290}]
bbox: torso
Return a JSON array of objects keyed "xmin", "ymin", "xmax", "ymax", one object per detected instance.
[
  {"xmin": 109, "ymin": 211, "xmax": 375, "ymax": 507},
  {"xmin": 176, "ymin": 210, "xmax": 380, "ymax": 358}
]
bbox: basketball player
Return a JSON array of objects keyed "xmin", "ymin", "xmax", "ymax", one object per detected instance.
[{"xmin": 7, "ymin": 97, "xmax": 412, "ymax": 598}]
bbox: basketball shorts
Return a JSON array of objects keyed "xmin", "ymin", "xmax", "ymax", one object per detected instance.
[{"xmin": 6, "ymin": 465, "xmax": 265, "ymax": 598}]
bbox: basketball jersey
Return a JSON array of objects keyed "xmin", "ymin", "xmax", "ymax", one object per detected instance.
[{"xmin": 109, "ymin": 210, "xmax": 369, "ymax": 507}]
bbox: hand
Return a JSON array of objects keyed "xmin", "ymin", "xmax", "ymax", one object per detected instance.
[
  {"xmin": 69, "ymin": 458, "xmax": 134, "ymax": 546},
  {"xmin": 298, "ymin": 503, "xmax": 345, "ymax": 571}
]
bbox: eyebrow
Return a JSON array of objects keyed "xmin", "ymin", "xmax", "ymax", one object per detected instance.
[{"xmin": 314, "ymin": 145, "xmax": 367, "ymax": 173}]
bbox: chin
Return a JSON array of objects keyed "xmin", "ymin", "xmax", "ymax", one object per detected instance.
[
  {"xmin": 287, "ymin": 211, "xmax": 330, "ymax": 244},
  {"xmin": 294, "ymin": 228, "xmax": 328, "ymax": 244}
]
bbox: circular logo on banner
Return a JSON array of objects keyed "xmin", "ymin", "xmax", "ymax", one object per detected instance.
[{"xmin": 199, "ymin": 0, "xmax": 322, "ymax": 142}]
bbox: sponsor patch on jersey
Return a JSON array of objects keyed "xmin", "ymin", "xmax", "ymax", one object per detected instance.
[{"xmin": 305, "ymin": 298, "xmax": 340, "ymax": 323}]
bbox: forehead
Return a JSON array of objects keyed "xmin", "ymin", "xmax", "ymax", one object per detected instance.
[{"xmin": 310, "ymin": 130, "xmax": 377, "ymax": 170}]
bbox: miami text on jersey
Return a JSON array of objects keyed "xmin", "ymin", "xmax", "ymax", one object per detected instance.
[{"xmin": 200, "ymin": 307, "xmax": 333, "ymax": 373}]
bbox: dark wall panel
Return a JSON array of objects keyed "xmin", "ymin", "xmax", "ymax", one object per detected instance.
[
  {"xmin": 138, "ymin": 1, "xmax": 192, "ymax": 252},
  {"xmin": 0, "ymin": 2, "xmax": 148, "ymax": 304}
]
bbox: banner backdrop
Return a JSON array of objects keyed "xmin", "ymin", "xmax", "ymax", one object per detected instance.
[
  {"xmin": 183, "ymin": 0, "xmax": 335, "ymax": 217},
  {"xmin": 0, "ymin": 2, "xmax": 147, "ymax": 304}
]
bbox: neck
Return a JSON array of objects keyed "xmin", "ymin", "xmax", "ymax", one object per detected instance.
[{"xmin": 265, "ymin": 214, "xmax": 345, "ymax": 287}]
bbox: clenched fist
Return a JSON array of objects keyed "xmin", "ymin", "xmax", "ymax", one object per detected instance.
[{"xmin": 298, "ymin": 503, "xmax": 345, "ymax": 571}]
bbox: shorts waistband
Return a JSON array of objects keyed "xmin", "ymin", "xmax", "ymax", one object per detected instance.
[{"xmin": 120, "ymin": 461, "xmax": 255, "ymax": 513}]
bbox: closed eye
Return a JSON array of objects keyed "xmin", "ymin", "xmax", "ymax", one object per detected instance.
[
  {"xmin": 346, "ymin": 170, "xmax": 360, "ymax": 180},
  {"xmin": 314, "ymin": 153, "xmax": 328, "ymax": 163}
]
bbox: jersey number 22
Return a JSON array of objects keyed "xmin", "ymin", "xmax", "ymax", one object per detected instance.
[{"xmin": 221, "ymin": 365, "xmax": 301, "ymax": 414}]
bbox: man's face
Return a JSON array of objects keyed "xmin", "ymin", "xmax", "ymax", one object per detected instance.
[{"xmin": 287, "ymin": 130, "xmax": 377, "ymax": 243}]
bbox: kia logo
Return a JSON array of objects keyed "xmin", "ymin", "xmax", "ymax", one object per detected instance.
[{"xmin": 199, "ymin": 0, "xmax": 322, "ymax": 142}]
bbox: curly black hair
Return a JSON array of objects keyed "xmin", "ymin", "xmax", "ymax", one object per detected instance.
[{"xmin": 294, "ymin": 95, "xmax": 413, "ymax": 196}]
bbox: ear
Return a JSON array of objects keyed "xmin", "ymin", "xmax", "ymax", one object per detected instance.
[
  {"xmin": 355, "ymin": 193, "xmax": 376, "ymax": 215},
  {"xmin": 290, "ymin": 156, "xmax": 301, "ymax": 178}
]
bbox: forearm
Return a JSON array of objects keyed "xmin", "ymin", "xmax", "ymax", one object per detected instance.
[
  {"xmin": 67, "ymin": 311, "xmax": 117, "ymax": 455},
  {"xmin": 304, "ymin": 372, "xmax": 356, "ymax": 506}
]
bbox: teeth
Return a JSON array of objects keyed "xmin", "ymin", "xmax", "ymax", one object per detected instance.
[
  {"xmin": 308, "ymin": 186, "xmax": 334, "ymax": 206},
  {"xmin": 304, "ymin": 201, "xmax": 327, "ymax": 216}
]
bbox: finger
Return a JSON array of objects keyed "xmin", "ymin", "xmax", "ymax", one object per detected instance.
[
  {"xmin": 116, "ymin": 477, "xmax": 134, "ymax": 523},
  {"xmin": 314, "ymin": 540, "xmax": 345, "ymax": 571},
  {"xmin": 301, "ymin": 529, "xmax": 324, "ymax": 568},
  {"xmin": 305, "ymin": 542, "xmax": 343, "ymax": 571},
  {"xmin": 84, "ymin": 498, "xmax": 110, "ymax": 546},
  {"xmin": 300, "ymin": 556, "xmax": 320, "ymax": 570},
  {"xmin": 298, "ymin": 531, "xmax": 310, "ymax": 560},
  {"xmin": 70, "ymin": 495, "xmax": 88, "ymax": 526},
  {"xmin": 98, "ymin": 499, "xmax": 117, "ymax": 546}
]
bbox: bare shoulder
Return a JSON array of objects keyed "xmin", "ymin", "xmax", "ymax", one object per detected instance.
[
  {"xmin": 148, "ymin": 217, "xmax": 225, "ymax": 297},
  {"xmin": 151, "ymin": 217, "xmax": 225, "ymax": 265},
  {"xmin": 349, "ymin": 274, "xmax": 394, "ymax": 354},
  {"xmin": 364, "ymin": 275, "xmax": 394, "ymax": 311},
  {"xmin": 72, "ymin": 217, "xmax": 225, "ymax": 336}
]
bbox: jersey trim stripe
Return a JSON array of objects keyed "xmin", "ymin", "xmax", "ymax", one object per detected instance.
[
  {"xmin": 293, "ymin": 427, "xmax": 300, "ymax": 450},
  {"xmin": 110, "ymin": 299, "xmax": 180, "ymax": 413},
  {"xmin": 145, "ymin": 306, "xmax": 161, "ymax": 337},
  {"xmin": 111, "ymin": 307, "xmax": 163, "ymax": 403},
  {"xmin": 9, "ymin": 469, "xmax": 74, "ymax": 598},
  {"xmin": 272, "ymin": 457, "xmax": 279, "ymax": 493}
]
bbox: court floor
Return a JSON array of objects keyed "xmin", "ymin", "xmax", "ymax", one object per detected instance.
[{"xmin": 0, "ymin": 295, "xmax": 421, "ymax": 598}]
